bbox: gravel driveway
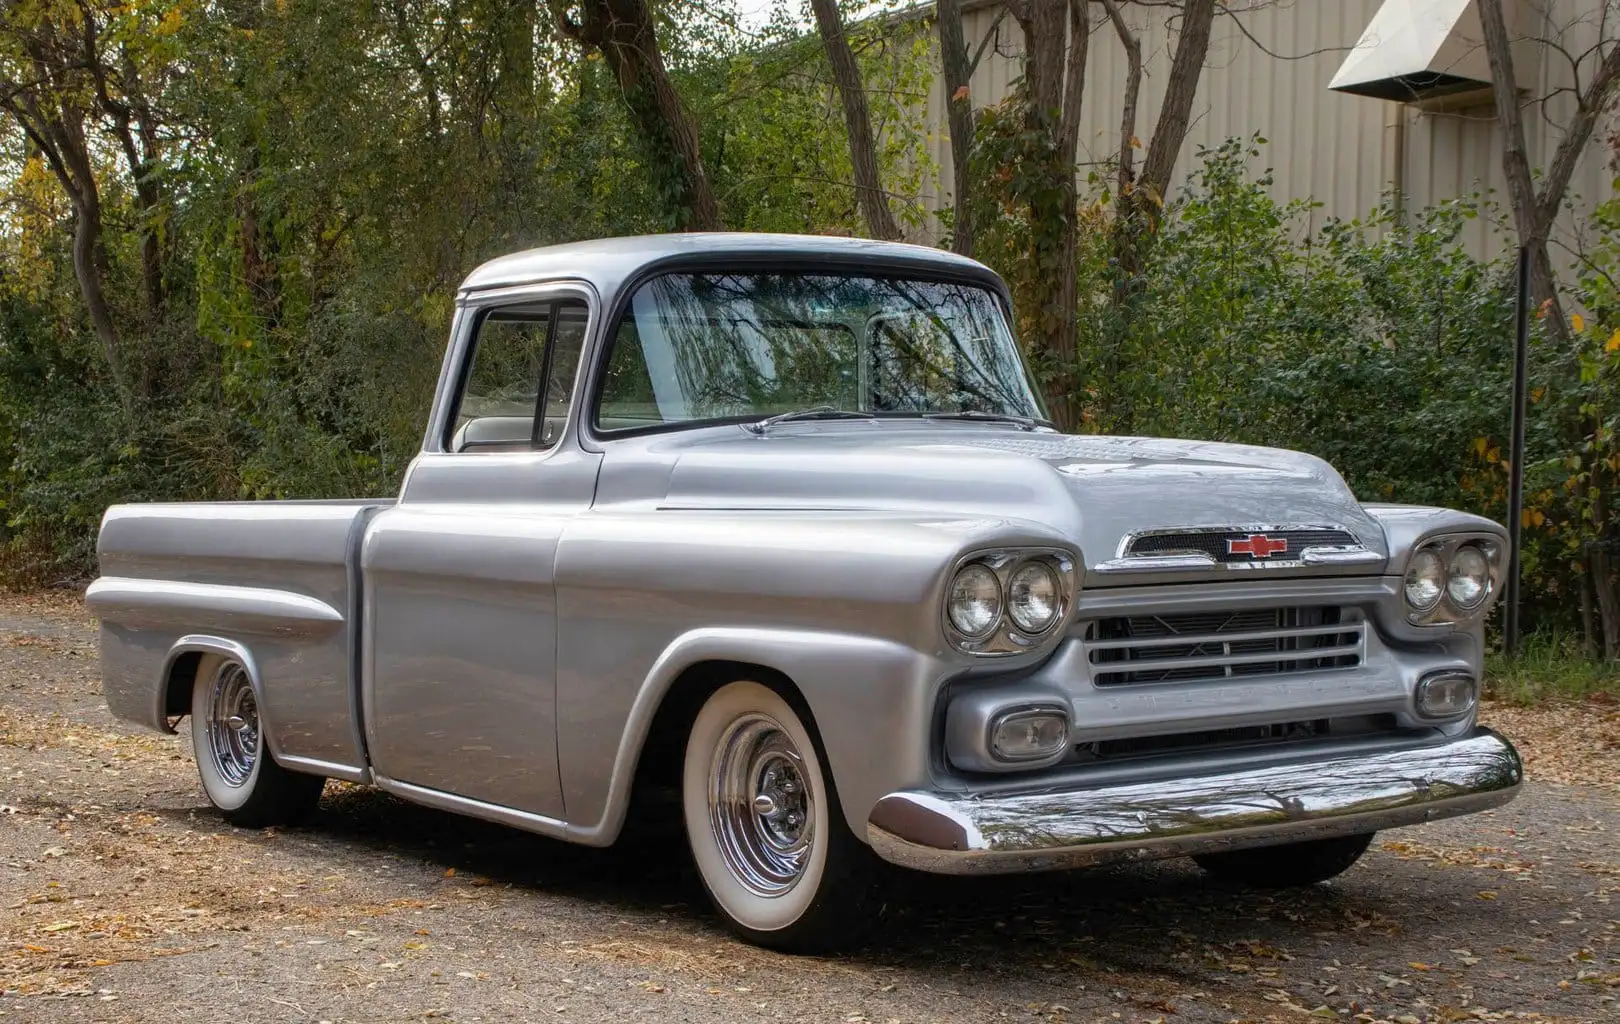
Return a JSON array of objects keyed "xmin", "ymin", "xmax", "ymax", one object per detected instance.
[{"xmin": 2, "ymin": 594, "xmax": 1617, "ymax": 1024}]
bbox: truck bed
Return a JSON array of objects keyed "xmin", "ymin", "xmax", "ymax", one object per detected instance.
[{"xmin": 87, "ymin": 499, "xmax": 394, "ymax": 780}]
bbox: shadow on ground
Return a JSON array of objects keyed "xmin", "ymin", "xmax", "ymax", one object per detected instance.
[{"xmin": 156, "ymin": 779, "xmax": 1433, "ymax": 984}]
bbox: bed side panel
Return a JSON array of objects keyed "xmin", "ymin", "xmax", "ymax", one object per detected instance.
[{"xmin": 90, "ymin": 501, "xmax": 384, "ymax": 772}]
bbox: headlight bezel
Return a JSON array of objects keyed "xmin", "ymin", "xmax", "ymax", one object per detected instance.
[
  {"xmin": 1401, "ymin": 534, "xmax": 1503, "ymax": 625},
  {"xmin": 944, "ymin": 548, "xmax": 1079, "ymax": 655}
]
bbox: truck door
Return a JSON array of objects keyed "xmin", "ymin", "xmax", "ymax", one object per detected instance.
[{"xmin": 360, "ymin": 285, "xmax": 598, "ymax": 821}]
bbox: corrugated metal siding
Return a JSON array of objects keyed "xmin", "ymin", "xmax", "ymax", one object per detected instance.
[{"xmin": 919, "ymin": 0, "xmax": 1615, "ymax": 261}]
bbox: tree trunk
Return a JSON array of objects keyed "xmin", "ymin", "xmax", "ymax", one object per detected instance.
[
  {"xmin": 1135, "ymin": 0, "xmax": 1215, "ymax": 208},
  {"xmin": 1100, "ymin": 0, "xmax": 1142, "ymax": 204},
  {"xmin": 1009, "ymin": 0, "xmax": 1088, "ymax": 431},
  {"xmin": 8, "ymin": 96, "xmax": 133, "ymax": 413},
  {"xmin": 1581, "ymin": 554, "xmax": 1598, "ymax": 658},
  {"xmin": 1479, "ymin": 0, "xmax": 1620, "ymax": 345},
  {"xmin": 1592, "ymin": 548, "xmax": 1620, "ymax": 661},
  {"xmin": 68, "ymin": 181, "xmax": 131, "ymax": 406},
  {"xmin": 551, "ymin": 0, "xmax": 723, "ymax": 231},
  {"xmin": 937, "ymin": 0, "xmax": 976, "ymax": 256},
  {"xmin": 811, "ymin": 0, "xmax": 902, "ymax": 240}
]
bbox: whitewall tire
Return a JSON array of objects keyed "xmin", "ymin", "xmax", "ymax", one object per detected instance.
[
  {"xmin": 190, "ymin": 655, "xmax": 324, "ymax": 828},
  {"xmin": 681, "ymin": 680, "xmax": 874, "ymax": 951}
]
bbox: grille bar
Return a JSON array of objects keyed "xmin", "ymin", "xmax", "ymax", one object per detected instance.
[
  {"xmin": 1087, "ymin": 606, "xmax": 1364, "ymax": 686},
  {"xmin": 1084, "ymin": 622, "xmax": 1358, "ymax": 653}
]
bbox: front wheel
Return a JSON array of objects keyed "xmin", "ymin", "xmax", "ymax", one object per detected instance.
[
  {"xmin": 1193, "ymin": 832, "xmax": 1375, "ymax": 888},
  {"xmin": 190, "ymin": 656, "xmax": 325, "ymax": 828},
  {"xmin": 681, "ymin": 680, "xmax": 875, "ymax": 952}
]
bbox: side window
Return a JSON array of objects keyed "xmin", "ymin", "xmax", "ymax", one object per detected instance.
[{"xmin": 449, "ymin": 299, "xmax": 588, "ymax": 452}]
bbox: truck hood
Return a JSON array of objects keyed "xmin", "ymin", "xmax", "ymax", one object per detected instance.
[{"xmin": 612, "ymin": 424, "xmax": 1389, "ymax": 581}]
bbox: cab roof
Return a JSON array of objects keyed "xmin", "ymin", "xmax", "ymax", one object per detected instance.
[{"xmin": 457, "ymin": 232, "xmax": 1001, "ymax": 297}]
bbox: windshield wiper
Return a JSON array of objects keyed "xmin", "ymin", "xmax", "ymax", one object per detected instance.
[
  {"xmin": 921, "ymin": 410, "xmax": 1045, "ymax": 431},
  {"xmin": 745, "ymin": 406, "xmax": 876, "ymax": 435}
]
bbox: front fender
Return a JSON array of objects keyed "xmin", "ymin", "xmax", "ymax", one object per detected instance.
[{"xmin": 570, "ymin": 626, "xmax": 945, "ymax": 846}]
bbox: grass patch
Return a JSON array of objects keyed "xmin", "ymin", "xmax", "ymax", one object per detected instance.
[{"xmin": 1484, "ymin": 632, "xmax": 1620, "ymax": 705}]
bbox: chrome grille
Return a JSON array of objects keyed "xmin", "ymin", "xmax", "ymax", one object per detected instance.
[
  {"xmin": 1086, "ymin": 606, "xmax": 1363, "ymax": 686},
  {"xmin": 1126, "ymin": 528, "xmax": 1358, "ymax": 564}
]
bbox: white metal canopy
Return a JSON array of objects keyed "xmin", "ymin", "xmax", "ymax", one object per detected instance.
[{"xmin": 1329, "ymin": 0, "xmax": 1507, "ymax": 102}]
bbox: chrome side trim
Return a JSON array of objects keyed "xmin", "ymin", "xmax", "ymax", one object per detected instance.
[
  {"xmin": 1095, "ymin": 553, "xmax": 1216, "ymax": 573},
  {"xmin": 273, "ymin": 755, "xmax": 372, "ymax": 785},
  {"xmin": 1301, "ymin": 547, "xmax": 1385, "ymax": 566},
  {"xmin": 373, "ymin": 773, "xmax": 571, "ymax": 840},
  {"xmin": 87, "ymin": 577, "xmax": 344, "ymax": 638},
  {"xmin": 867, "ymin": 727, "xmax": 1521, "ymax": 875}
]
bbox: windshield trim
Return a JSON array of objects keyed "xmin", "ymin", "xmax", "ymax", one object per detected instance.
[{"xmin": 581, "ymin": 259, "xmax": 1044, "ymax": 443}]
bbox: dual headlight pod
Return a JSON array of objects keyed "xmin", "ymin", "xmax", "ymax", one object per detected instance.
[
  {"xmin": 945, "ymin": 551, "xmax": 1076, "ymax": 654},
  {"xmin": 1402, "ymin": 537, "xmax": 1500, "ymax": 624}
]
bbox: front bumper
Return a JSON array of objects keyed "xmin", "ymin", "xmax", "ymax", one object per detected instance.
[{"xmin": 866, "ymin": 727, "xmax": 1522, "ymax": 875}]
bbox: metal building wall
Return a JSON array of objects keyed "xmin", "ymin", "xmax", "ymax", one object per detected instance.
[{"xmin": 920, "ymin": 0, "xmax": 1615, "ymax": 260}]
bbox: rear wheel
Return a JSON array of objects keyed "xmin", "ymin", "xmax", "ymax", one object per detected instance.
[
  {"xmin": 190, "ymin": 656, "xmax": 325, "ymax": 828},
  {"xmin": 1193, "ymin": 832, "xmax": 1374, "ymax": 888},
  {"xmin": 681, "ymin": 680, "xmax": 875, "ymax": 952}
]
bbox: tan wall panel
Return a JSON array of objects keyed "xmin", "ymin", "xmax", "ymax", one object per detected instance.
[{"xmin": 917, "ymin": 0, "xmax": 1615, "ymax": 262}]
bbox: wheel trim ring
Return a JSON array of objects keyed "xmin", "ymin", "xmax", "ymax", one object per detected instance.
[
  {"xmin": 206, "ymin": 663, "xmax": 259, "ymax": 788},
  {"xmin": 708, "ymin": 711, "xmax": 816, "ymax": 898}
]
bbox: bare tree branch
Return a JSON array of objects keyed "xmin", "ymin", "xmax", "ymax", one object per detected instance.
[
  {"xmin": 1100, "ymin": 0, "xmax": 1142, "ymax": 199},
  {"xmin": 810, "ymin": 0, "xmax": 902, "ymax": 239}
]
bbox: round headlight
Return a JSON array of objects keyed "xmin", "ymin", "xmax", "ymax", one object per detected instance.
[
  {"xmin": 1403, "ymin": 547, "xmax": 1445, "ymax": 612},
  {"xmin": 1447, "ymin": 544, "xmax": 1492, "ymax": 610},
  {"xmin": 1007, "ymin": 561, "xmax": 1062, "ymax": 634},
  {"xmin": 948, "ymin": 563, "xmax": 1003, "ymax": 638}
]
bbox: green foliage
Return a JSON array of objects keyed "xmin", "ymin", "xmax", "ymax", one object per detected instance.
[
  {"xmin": 1486, "ymin": 633, "xmax": 1620, "ymax": 704},
  {"xmin": 0, "ymin": 0, "xmax": 936, "ymax": 580},
  {"xmin": 971, "ymin": 134, "xmax": 1619, "ymax": 634}
]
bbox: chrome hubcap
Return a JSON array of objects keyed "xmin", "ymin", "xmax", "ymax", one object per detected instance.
[
  {"xmin": 206, "ymin": 663, "xmax": 259, "ymax": 787},
  {"xmin": 709, "ymin": 713, "xmax": 814, "ymax": 897}
]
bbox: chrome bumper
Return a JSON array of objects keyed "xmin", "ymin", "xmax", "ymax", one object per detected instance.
[{"xmin": 866, "ymin": 728, "xmax": 1522, "ymax": 875}]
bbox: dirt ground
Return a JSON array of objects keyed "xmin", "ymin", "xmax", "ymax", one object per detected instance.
[{"xmin": 2, "ymin": 593, "xmax": 1618, "ymax": 1024}]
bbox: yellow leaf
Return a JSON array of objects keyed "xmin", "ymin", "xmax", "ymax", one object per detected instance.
[
  {"xmin": 1478, "ymin": 890, "xmax": 1498, "ymax": 900},
  {"xmin": 1573, "ymin": 313, "xmax": 1585, "ymax": 333},
  {"xmin": 1409, "ymin": 962, "xmax": 1432, "ymax": 971},
  {"xmin": 443, "ymin": 868, "xmax": 455, "ymax": 877},
  {"xmin": 1473, "ymin": 436, "xmax": 1488, "ymax": 456},
  {"xmin": 1607, "ymin": 329, "xmax": 1620, "ymax": 352},
  {"xmin": 1129, "ymin": 135, "xmax": 1143, "ymax": 149},
  {"xmin": 951, "ymin": 85, "xmax": 970, "ymax": 103},
  {"xmin": 1532, "ymin": 509, "xmax": 1546, "ymax": 526},
  {"xmin": 42, "ymin": 922, "xmax": 78, "ymax": 932}
]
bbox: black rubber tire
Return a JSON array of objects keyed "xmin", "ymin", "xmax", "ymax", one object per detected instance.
[
  {"xmin": 190, "ymin": 656, "xmax": 325, "ymax": 829},
  {"xmin": 1193, "ymin": 832, "xmax": 1375, "ymax": 887},
  {"xmin": 681, "ymin": 680, "xmax": 877, "ymax": 953}
]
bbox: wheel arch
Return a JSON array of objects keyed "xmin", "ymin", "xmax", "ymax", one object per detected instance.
[
  {"xmin": 572, "ymin": 627, "xmax": 938, "ymax": 848},
  {"xmin": 157, "ymin": 635, "xmax": 265, "ymax": 735}
]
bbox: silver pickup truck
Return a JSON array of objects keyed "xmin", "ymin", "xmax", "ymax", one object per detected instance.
[{"xmin": 88, "ymin": 233, "xmax": 1522, "ymax": 952}]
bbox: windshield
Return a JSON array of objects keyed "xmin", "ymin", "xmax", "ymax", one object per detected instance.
[{"xmin": 594, "ymin": 273, "xmax": 1045, "ymax": 432}]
